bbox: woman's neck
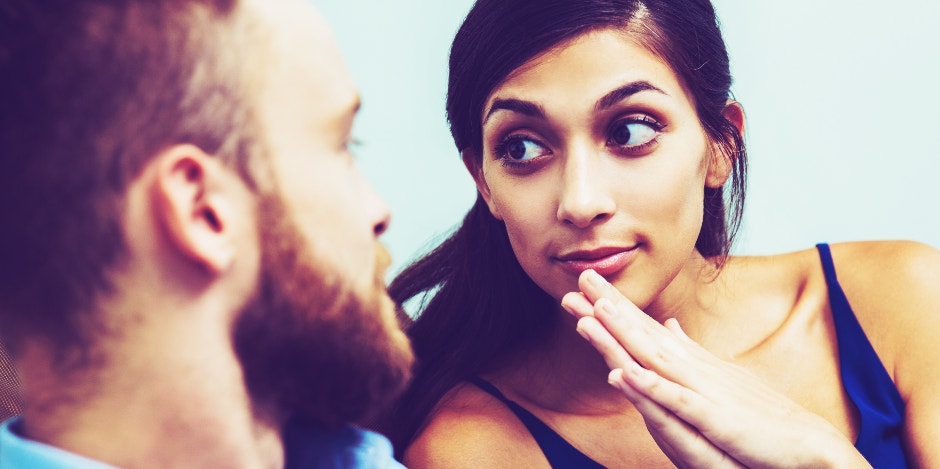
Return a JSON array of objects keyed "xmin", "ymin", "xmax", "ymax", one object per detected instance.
[
  {"xmin": 493, "ymin": 307, "xmax": 633, "ymax": 415},
  {"xmin": 640, "ymin": 252, "xmax": 728, "ymax": 342}
]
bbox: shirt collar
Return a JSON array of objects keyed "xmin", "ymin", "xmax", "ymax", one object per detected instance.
[{"xmin": 0, "ymin": 418, "xmax": 119, "ymax": 469}]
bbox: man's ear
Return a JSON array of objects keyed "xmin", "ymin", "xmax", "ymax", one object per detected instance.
[
  {"xmin": 462, "ymin": 150, "xmax": 502, "ymax": 220},
  {"xmin": 151, "ymin": 145, "xmax": 243, "ymax": 275},
  {"xmin": 706, "ymin": 100, "xmax": 746, "ymax": 189}
]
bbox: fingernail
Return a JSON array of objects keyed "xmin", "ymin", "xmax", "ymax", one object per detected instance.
[
  {"xmin": 575, "ymin": 321, "xmax": 592, "ymax": 342},
  {"xmin": 608, "ymin": 369, "xmax": 626, "ymax": 389},
  {"xmin": 576, "ymin": 326, "xmax": 589, "ymax": 342},
  {"xmin": 560, "ymin": 300, "xmax": 575, "ymax": 317},
  {"xmin": 584, "ymin": 269, "xmax": 604, "ymax": 287}
]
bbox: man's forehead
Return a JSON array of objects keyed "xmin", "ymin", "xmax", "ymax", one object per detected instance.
[
  {"xmin": 247, "ymin": 0, "xmax": 357, "ymax": 119},
  {"xmin": 244, "ymin": 0, "xmax": 345, "ymax": 69}
]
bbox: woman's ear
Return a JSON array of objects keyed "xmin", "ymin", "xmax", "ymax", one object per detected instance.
[
  {"xmin": 723, "ymin": 100, "xmax": 745, "ymax": 136},
  {"xmin": 151, "ymin": 145, "xmax": 243, "ymax": 275},
  {"xmin": 462, "ymin": 150, "xmax": 503, "ymax": 220},
  {"xmin": 706, "ymin": 100, "xmax": 745, "ymax": 189}
]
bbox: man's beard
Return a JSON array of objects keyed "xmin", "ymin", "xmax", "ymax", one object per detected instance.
[{"xmin": 233, "ymin": 195, "xmax": 413, "ymax": 429}]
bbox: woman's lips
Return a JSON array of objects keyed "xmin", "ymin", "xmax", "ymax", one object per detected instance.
[{"xmin": 555, "ymin": 247, "xmax": 638, "ymax": 277}]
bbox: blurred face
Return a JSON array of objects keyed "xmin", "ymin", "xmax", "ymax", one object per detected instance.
[
  {"xmin": 233, "ymin": 0, "xmax": 412, "ymax": 426},
  {"xmin": 474, "ymin": 29, "xmax": 728, "ymax": 309}
]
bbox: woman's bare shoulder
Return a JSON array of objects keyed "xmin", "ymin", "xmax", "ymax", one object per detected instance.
[
  {"xmin": 826, "ymin": 241, "xmax": 940, "ymax": 350},
  {"xmin": 723, "ymin": 245, "xmax": 824, "ymax": 285},
  {"xmin": 829, "ymin": 240, "xmax": 940, "ymax": 465},
  {"xmin": 826, "ymin": 240, "xmax": 940, "ymax": 322},
  {"xmin": 827, "ymin": 239, "xmax": 940, "ymax": 278},
  {"xmin": 719, "ymin": 246, "xmax": 830, "ymax": 316},
  {"xmin": 725, "ymin": 241, "xmax": 940, "ymax": 296},
  {"xmin": 403, "ymin": 382, "xmax": 550, "ymax": 469},
  {"xmin": 746, "ymin": 240, "xmax": 940, "ymax": 352},
  {"xmin": 722, "ymin": 241, "xmax": 940, "ymax": 353}
]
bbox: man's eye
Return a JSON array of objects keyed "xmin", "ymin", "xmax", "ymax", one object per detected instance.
[{"xmin": 344, "ymin": 137, "xmax": 363, "ymax": 152}]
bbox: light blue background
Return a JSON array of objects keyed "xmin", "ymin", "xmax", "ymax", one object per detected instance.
[{"xmin": 314, "ymin": 0, "xmax": 940, "ymax": 276}]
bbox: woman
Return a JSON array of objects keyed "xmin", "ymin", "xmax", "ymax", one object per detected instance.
[{"xmin": 383, "ymin": 0, "xmax": 940, "ymax": 467}]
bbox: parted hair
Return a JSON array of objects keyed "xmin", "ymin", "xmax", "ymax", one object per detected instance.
[
  {"xmin": 0, "ymin": 0, "xmax": 262, "ymax": 357},
  {"xmin": 383, "ymin": 0, "xmax": 747, "ymax": 456}
]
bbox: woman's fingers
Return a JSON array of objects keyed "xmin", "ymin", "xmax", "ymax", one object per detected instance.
[
  {"xmin": 575, "ymin": 270, "xmax": 723, "ymax": 392},
  {"xmin": 577, "ymin": 270, "xmax": 651, "ymax": 326},
  {"xmin": 579, "ymin": 314, "xmax": 731, "ymax": 455},
  {"xmin": 594, "ymin": 297, "xmax": 693, "ymax": 365},
  {"xmin": 569, "ymin": 277, "xmax": 870, "ymax": 469},
  {"xmin": 616, "ymin": 358, "xmax": 737, "ymax": 451},
  {"xmin": 609, "ymin": 368, "xmax": 746, "ymax": 469},
  {"xmin": 576, "ymin": 316, "xmax": 637, "ymax": 371},
  {"xmin": 664, "ymin": 318, "xmax": 695, "ymax": 344},
  {"xmin": 561, "ymin": 291, "xmax": 594, "ymax": 318},
  {"xmin": 568, "ymin": 270, "xmax": 869, "ymax": 469}
]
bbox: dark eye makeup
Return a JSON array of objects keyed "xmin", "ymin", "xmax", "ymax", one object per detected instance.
[
  {"xmin": 487, "ymin": 111, "xmax": 665, "ymax": 172},
  {"xmin": 605, "ymin": 114, "xmax": 663, "ymax": 155}
]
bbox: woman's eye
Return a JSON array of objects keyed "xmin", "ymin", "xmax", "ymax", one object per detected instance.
[
  {"xmin": 607, "ymin": 117, "xmax": 661, "ymax": 149},
  {"xmin": 495, "ymin": 136, "xmax": 550, "ymax": 162}
]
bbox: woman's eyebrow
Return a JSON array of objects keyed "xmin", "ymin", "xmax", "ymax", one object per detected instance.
[
  {"xmin": 483, "ymin": 98, "xmax": 546, "ymax": 125},
  {"xmin": 483, "ymin": 81, "xmax": 666, "ymax": 125},
  {"xmin": 595, "ymin": 81, "xmax": 667, "ymax": 111}
]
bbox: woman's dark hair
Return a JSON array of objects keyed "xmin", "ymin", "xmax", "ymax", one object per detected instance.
[{"xmin": 382, "ymin": 0, "xmax": 747, "ymax": 455}]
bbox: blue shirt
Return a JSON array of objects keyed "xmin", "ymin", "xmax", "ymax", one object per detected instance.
[{"xmin": 0, "ymin": 417, "xmax": 405, "ymax": 469}]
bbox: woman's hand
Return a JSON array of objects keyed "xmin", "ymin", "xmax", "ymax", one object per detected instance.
[{"xmin": 561, "ymin": 269, "xmax": 871, "ymax": 469}]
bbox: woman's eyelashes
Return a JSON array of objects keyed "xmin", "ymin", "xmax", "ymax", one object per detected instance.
[
  {"xmin": 490, "ymin": 114, "xmax": 664, "ymax": 169},
  {"xmin": 493, "ymin": 134, "xmax": 552, "ymax": 168},
  {"xmin": 605, "ymin": 115, "xmax": 663, "ymax": 154}
]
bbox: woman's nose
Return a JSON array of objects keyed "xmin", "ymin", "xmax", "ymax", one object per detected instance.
[{"xmin": 556, "ymin": 150, "xmax": 615, "ymax": 228}]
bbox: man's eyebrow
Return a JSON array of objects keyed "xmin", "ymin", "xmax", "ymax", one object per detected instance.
[
  {"xmin": 483, "ymin": 98, "xmax": 546, "ymax": 125},
  {"xmin": 595, "ymin": 81, "xmax": 667, "ymax": 111}
]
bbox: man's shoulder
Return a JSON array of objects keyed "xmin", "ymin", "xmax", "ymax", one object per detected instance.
[{"xmin": 283, "ymin": 421, "xmax": 404, "ymax": 469}]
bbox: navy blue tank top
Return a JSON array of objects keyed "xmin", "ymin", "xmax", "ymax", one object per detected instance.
[
  {"xmin": 817, "ymin": 243, "xmax": 908, "ymax": 467},
  {"xmin": 466, "ymin": 376, "xmax": 605, "ymax": 468},
  {"xmin": 469, "ymin": 244, "xmax": 909, "ymax": 468}
]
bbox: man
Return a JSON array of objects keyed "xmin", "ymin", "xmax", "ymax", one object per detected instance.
[
  {"xmin": 0, "ymin": 0, "xmax": 413, "ymax": 467},
  {"xmin": 0, "ymin": 342, "xmax": 19, "ymax": 422}
]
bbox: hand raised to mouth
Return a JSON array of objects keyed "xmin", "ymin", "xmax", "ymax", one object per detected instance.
[{"xmin": 561, "ymin": 269, "xmax": 872, "ymax": 469}]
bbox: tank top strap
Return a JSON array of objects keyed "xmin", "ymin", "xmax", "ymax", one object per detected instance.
[
  {"xmin": 816, "ymin": 242, "xmax": 839, "ymax": 285},
  {"xmin": 466, "ymin": 377, "xmax": 606, "ymax": 468},
  {"xmin": 814, "ymin": 243, "xmax": 908, "ymax": 467}
]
